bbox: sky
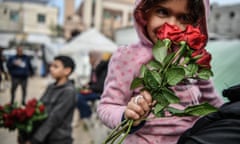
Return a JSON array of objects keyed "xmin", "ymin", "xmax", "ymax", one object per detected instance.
[{"xmin": 49, "ymin": 0, "xmax": 240, "ymax": 25}]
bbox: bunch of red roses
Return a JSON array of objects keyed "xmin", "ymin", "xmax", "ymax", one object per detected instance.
[
  {"xmin": 157, "ymin": 23, "xmax": 211, "ymax": 69},
  {"xmin": 0, "ymin": 99, "xmax": 47, "ymax": 133}
]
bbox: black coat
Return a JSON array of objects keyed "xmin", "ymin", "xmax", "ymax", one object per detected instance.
[
  {"xmin": 89, "ymin": 60, "xmax": 109, "ymax": 94},
  {"xmin": 178, "ymin": 84, "xmax": 240, "ymax": 144},
  {"xmin": 32, "ymin": 80, "xmax": 76, "ymax": 144}
]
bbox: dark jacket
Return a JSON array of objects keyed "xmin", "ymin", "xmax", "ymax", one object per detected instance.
[
  {"xmin": 178, "ymin": 84, "xmax": 240, "ymax": 144},
  {"xmin": 32, "ymin": 80, "xmax": 76, "ymax": 144},
  {"xmin": 89, "ymin": 60, "xmax": 109, "ymax": 94},
  {"xmin": 7, "ymin": 55, "xmax": 34, "ymax": 78}
]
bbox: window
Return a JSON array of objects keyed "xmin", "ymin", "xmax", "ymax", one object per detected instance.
[
  {"xmin": 10, "ymin": 10, "xmax": 19, "ymax": 22},
  {"xmin": 215, "ymin": 13, "xmax": 221, "ymax": 20},
  {"xmin": 4, "ymin": 8, "xmax": 7, "ymax": 14},
  {"xmin": 104, "ymin": 11, "xmax": 111, "ymax": 18},
  {"xmin": 37, "ymin": 14, "xmax": 46, "ymax": 23},
  {"xmin": 230, "ymin": 11, "xmax": 235, "ymax": 19},
  {"xmin": 67, "ymin": 16, "xmax": 72, "ymax": 21}
]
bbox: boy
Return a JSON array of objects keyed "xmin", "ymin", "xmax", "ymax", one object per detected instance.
[{"xmin": 28, "ymin": 55, "xmax": 76, "ymax": 144}]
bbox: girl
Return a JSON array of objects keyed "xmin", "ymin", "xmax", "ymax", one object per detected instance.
[{"xmin": 97, "ymin": 0, "xmax": 224, "ymax": 144}]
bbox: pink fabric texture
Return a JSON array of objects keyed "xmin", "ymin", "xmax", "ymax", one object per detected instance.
[{"xmin": 97, "ymin": 0, "xmax": 223, "ymax": 144}]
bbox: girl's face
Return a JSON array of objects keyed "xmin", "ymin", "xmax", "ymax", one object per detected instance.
[{"xmin": 145, "ymin": 0, "xmax": 193, "ymax": 43}]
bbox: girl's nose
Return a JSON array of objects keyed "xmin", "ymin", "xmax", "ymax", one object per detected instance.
[{"xmin": 167, "ymin": 17, "xmax": 185, "ymax": 30}]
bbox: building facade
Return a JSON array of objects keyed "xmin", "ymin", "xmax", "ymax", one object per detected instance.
[
  {"xmin": 208, "ymin": 4, "xmax": 240, "ymax": 38},
  {"xmin": 0, "ymin": 1, "xmax": 58, "ymax": 36},
  {"xmin": 64, "ymin": 0, "xmax": 84, "ymax": 40},
  {"xmin": 64, "ymin": 0, "xmax": 135, "ymax": 40}
]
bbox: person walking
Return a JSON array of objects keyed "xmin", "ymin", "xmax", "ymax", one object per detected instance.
[{"xmin": 7, "ymin": 46, "xmax": 34, "ymax": 105}]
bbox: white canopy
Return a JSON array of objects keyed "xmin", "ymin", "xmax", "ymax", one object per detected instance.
[
  {"xmin": 59, "ymin": 28, "xmax": 117, "ymax": 54},
  {"xmin": 0, "ymin": 33, "xmax": 15, "ymax": 48}
]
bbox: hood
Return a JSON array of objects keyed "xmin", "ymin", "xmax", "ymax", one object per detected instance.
[{"xmin": 134, "ymin": 0, "xmax": 210, "ymax": 47}]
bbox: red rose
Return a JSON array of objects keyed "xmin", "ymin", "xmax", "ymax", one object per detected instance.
[
  {"xmin": 4, "ymin": 119, "xmax": 14, "ymax": 128},
  {"xmin": 3, "ymin": 114, "xmax": 10, "ymax": 120},
  {"xmin": 185, "ymin": 25, "xmax": 207, "ymax": 50},
  {"xmin": 157, "ymin": 23, "xmax": 207, "ymax": 50},
  {"xmin": 18, "ymin": 109, "xmax": 27, "ymax": 122},
  {"xmin": 38, "ymin": 105, "xmax": 45, "ymax": 113},
  {"xmin": 0, "ymin": 105, "xmax": 3, "ymax": 111},
  {"xmin": 157, "ymin": 23, "xmax": 184, "ymax": 42},
  {"xmin": 11, "ymin": 109, "xmax": 18, "ymax": 117},
  {"xmin": 25, "ymin": 107, "xmax": 35, "ymax": 118},
  {"xmin": 11, "ymin": 108, "xmax": 27, "ymax": 122},
  {"xmin": 26, "ymin": 99, "xmax": 37, "ymax": 108},
  {"xmin": 192, "ymin": 49, "xmax": 211, "ymax": 68}
]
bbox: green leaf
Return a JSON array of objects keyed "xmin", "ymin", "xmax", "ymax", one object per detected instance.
[
  {"xmin": 166, "ymin": 68, "xmax": 185, "ymax": 86},
  {"xmin": 147, "ymin": 60, "xmax": 162, "ymax": 70},
  {"xmin": 26, "ymin": 124, "xmax": 33, "ymax": 133},
  {"xmin": 167, "ymin": 107, "xmax": 185, "ymax": 116},
  {"xmin": 162, "ymin": 88, "xmax": 180, "ymax": 104},
  {"xmin": 186, "ymin": 64, "xmax": 198, "ymax": 77},
  {"xmin": 16, "ymin": 123, "xmax": 27, "ymax": 131},
  {"xmin": 151, "ymin": 71, "xmax": 162, "ymax": 84},
  {"xmin": 144, "ymin": 70, "xmax": 160, "ymax": 89},
  {"xmin": 198, "ymin": 69, "xmax": 214, "ymax": 80},
  {"xmin": 153, "ymin": 40, "xmax": 168, "ymax": 63},
  {"xmin": 140, "ymin": 65, "xmax": 147, "ymax": 78},
  {"xmin": 35, "ymin": 108, "xmax": 40, "ymax": 115},
  {"xmin": 184, "ymin": 102, "xmax": 218, "ymax": 116},
  {"xmin": 154, "ymin": 110, "xmax": 165, "ymax": 118},
  {"xmin": 182, "ymin": 57, "xmax": 190, "ymax": 65},
  {"xmin": 163, "ymin": 53, "xmax": 175, "ymax": 66},
  {"xmin": 130, "ymin": 78, "xmax": 144, "ymax": 90},
  {"xmin": 154, "ymin": 103, "xmax": 165, "ymax": 114},
  {"xmin": 152, "ymin": 92, "xmax": 169, "ymax": 106}
]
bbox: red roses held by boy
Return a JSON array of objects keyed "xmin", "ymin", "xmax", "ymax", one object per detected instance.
[{"xmin": 0, "ymin": 98, "xmax": 47, "ymax": 133}]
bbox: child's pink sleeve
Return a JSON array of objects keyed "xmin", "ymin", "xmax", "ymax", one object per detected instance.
[
  {"xmin": 97, "ymin": 46, "xmax": 139, "ymax": 129},
  {"xmin": 197, "ymin": 79, "xmax": 224, "ymax": 107}
]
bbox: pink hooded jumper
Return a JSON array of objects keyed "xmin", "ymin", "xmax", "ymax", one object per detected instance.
[{"xmin": 97, "ymin": 0, "xmax": 224, "ymax": 143}]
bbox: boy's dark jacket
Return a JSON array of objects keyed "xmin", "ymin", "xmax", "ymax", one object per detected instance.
[
  {"xmin": 7, "ymin": 55, "xmax": 34, "ymax": 78},
  {"xmin": 178, "ymin": 84, "xmax": 240, "ymax": 144},
  {"xmin": 89, "ymin": 60, "xmax": 109, "ymax": 93},
  {"xmin": 31, "ymin": 80, "xmax": 76, "ymax": 144}
]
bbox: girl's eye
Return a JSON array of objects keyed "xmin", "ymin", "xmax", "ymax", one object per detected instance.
[
  {"xmin": 155, "ymin": 8, "xmax": 169, "ymax": 17},
  {"xmin": 178, "ymin": 15, "xmax": 193, "ymax": 24}
]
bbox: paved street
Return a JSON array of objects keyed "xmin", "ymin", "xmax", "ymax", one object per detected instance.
[{"xmin": 0, "ymin": 76, "xmax": 100, "ymax": 144}]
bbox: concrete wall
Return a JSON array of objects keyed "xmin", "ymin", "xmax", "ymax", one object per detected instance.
[
  {"xmin": 0, "ymin": 1, "xmax": 58, "ymax": 35},
  {"xmin": 208, "ymin": 4, "xmax": 240, "ymax": 38},
  {"xmin": 0, "ymin": 2, "xmax": 22, "ymax": 32}
]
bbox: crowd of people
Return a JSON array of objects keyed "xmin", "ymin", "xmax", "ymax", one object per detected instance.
[{"xmin": 0, "ymin": 46, "xmax": 110, "ymax": 144}]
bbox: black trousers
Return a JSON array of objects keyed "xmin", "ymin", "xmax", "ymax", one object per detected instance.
[{"xmin": 11, "ymin": 77, "xmax": 28, "ymax": 105}]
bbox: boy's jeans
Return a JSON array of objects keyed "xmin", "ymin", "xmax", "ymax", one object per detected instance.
[{"xmin": 77, "ymin": 93, "xmax": 100, "ymax": 119}]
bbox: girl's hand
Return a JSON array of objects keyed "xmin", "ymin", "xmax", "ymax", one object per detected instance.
[{"xmin": 124, "ymin": 91, "xmax": 153, "ymax": 126}]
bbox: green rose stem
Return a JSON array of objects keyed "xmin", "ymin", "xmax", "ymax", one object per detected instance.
[{"xmin": 163, "ymin": 40, "xmax": 187, "ymax": 71}]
